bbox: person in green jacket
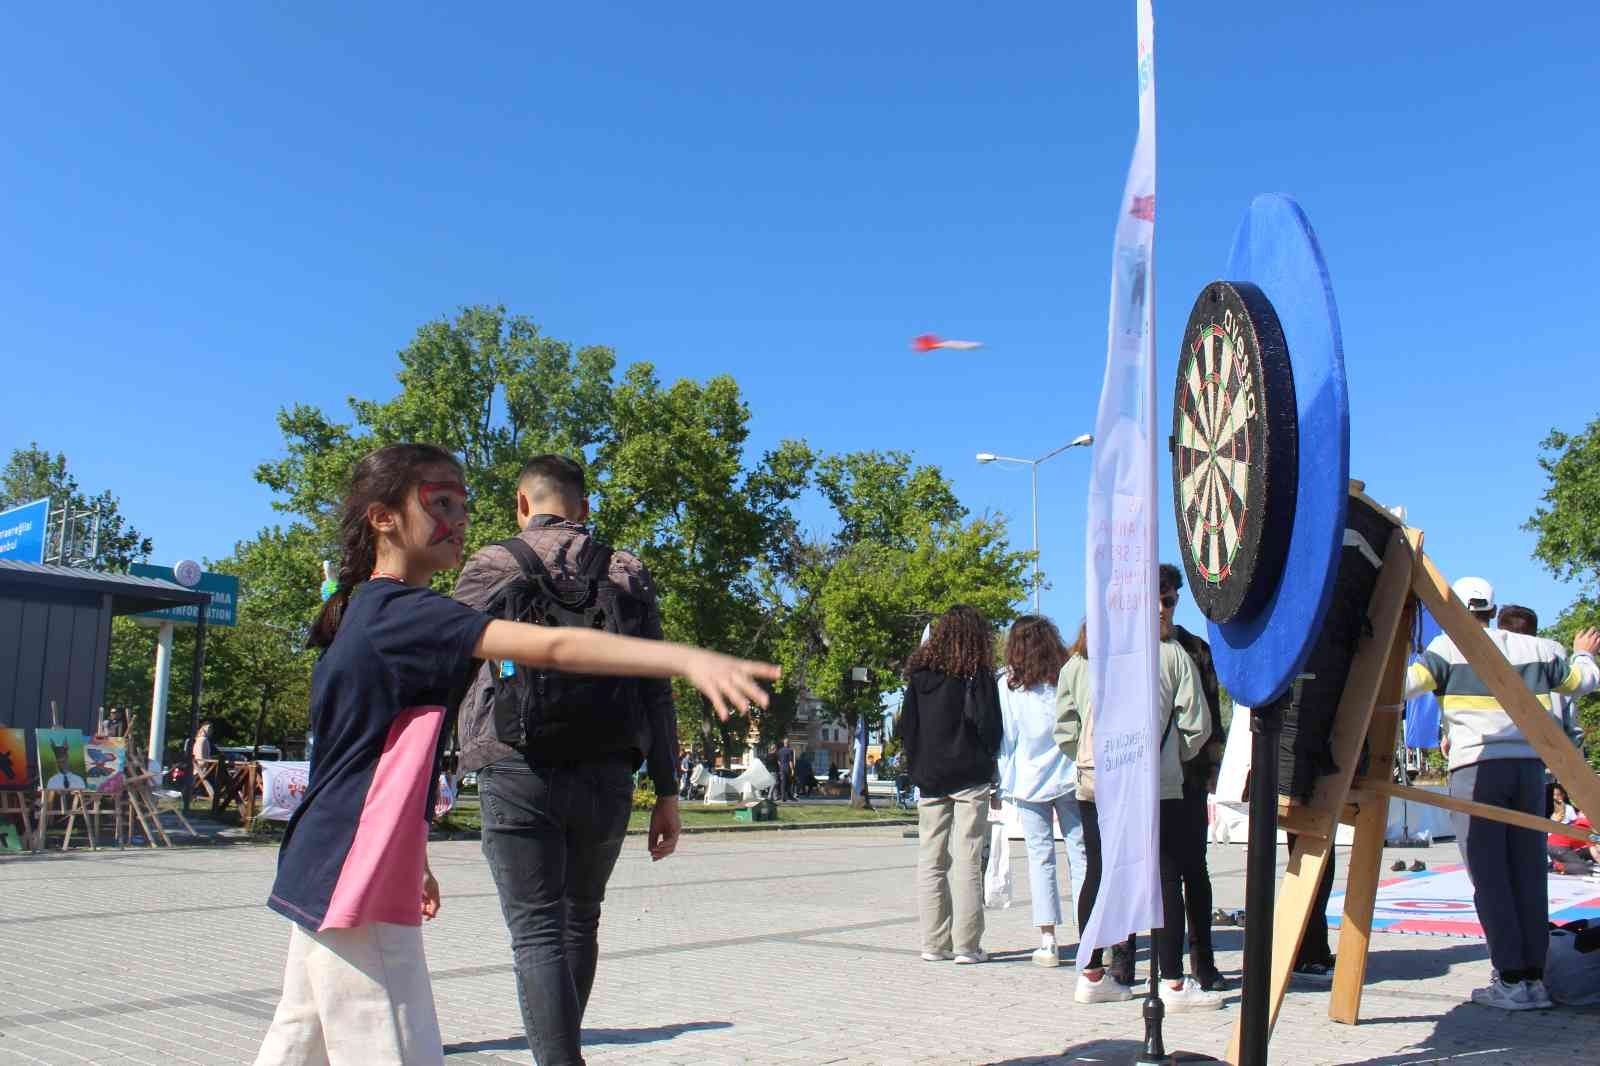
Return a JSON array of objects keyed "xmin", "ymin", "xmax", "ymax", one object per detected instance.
[{"xmin": 1055, "ymin": 598, "xmax": 1220, "ymax": 1011}]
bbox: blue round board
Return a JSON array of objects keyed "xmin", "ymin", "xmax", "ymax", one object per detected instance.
[{"xmin": 1208, "ymin": 194, "xmax": 1350, "ymax": 707}]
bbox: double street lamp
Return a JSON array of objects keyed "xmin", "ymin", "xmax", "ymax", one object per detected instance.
[{"xmin": 976, "ymin": 433, "xmax": 1094, "ymax": 616}]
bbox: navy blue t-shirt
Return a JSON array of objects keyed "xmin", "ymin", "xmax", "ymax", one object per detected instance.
[{"xmin": 268, "ymin": 579, "xmax": 491, "ymax": 931}]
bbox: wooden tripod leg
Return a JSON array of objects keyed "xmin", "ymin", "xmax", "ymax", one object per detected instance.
[
  {"xmin": 1332, "ymin": 793, "xmax": 1388, "ymax": 1024},
  {"xmin": 1265, "ymin": 834, "xmax": 1334, "ymax": 1032}
]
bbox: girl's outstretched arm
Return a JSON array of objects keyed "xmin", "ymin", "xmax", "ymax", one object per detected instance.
[{"xmin": 474, "ymin": 620, "xmax": 779, "ymax": 721}]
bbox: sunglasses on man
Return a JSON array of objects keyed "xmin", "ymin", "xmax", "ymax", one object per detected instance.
[{"xmin": 1160, "ymin": 590, "xmax": 1180, "ymax": 609}]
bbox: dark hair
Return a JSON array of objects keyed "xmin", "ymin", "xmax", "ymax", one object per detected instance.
[
  {"xmin": 1497, "ymin": 604, "xmax": 1538, "ymax": 635},
  {"xmin": 519, "ymin": 454, "xmax": 586, "ymax": 507},
  {"xmin": 309, "ymin": 443, "xmax": 464, "ymax": 649},
  {"xmin": 1160, "ymin": 563, "xmax": 1183, "ymax": 592},
  {"xmin": 1004, "ymin": 615, "xmax": 1070, "ymax": 689},
  {"xmin": 906, "ymin": 605, "xmax": 994, "ymax": 680}
]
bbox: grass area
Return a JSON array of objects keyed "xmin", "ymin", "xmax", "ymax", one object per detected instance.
[{"xmin": 434, "ymin": 795, "xmax": 913, "ymax": 835}]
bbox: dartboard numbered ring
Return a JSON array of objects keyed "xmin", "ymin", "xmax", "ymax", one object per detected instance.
[{"xmin": 1171, "ymin": 281, "xmax": 1298, "ymax": 623}]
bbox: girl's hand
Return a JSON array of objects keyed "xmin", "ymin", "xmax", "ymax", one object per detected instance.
[
  {"xmin": 422, "ymin": 870, "xmax": 441, "ymax": 920},
  {"xmin": 683, "ymin": 650, "xmax": 781, "ymax": 721}
]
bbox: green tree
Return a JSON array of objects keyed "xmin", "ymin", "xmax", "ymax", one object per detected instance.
[
  {"xmin": 0, "ymin": 444, "xmax": 152, "ymax": 568},
  {"xmin": 257, "ymin": 305, "xmax": 617, "ymax": 563},
  {"xmin": 1525, "ymin": 418, "xmax": 1600, "ymax": 769},
  {"xmin": 596, "ymin": 365, "xmax": 812, "ymax": 764},
  {"xmin": 774, "ymin": 451, "xmax": 1032, "ymax": 804}
]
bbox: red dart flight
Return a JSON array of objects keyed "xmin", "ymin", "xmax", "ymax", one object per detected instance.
[{"xmin": 911, "ymin": 333, "xmax": 984, "ymax": 353}]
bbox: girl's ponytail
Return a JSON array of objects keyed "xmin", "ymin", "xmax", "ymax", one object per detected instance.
[{"xmin": 306, "ymin": 442, "xmax": 463, "ymax": 650}]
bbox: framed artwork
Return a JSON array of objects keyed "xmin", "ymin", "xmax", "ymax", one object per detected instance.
[
  {"xmin": 86, "ymin": 736, "xmax": 128, "ymax": 794},
  {"xmin": 36, "ymin": 729, "xmax": 88, "ymax": 791},
  {"xmin": 0, "ymin": 727, "xmax": 28, "ymax": 788}
]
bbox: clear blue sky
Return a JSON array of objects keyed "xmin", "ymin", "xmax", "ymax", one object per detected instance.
[{"xmin": 5, "ymin": 3, "xmax": 1597, "ymax": 638}]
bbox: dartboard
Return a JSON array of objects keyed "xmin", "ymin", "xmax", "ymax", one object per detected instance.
[{"xmin": 1171, "ymin": 281, "xmax": 1299, "ymax": 623}]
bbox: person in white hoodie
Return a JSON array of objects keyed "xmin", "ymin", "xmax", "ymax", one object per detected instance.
[{"xmin": 997, "ymin": 616, "xmax": 1087, "ymax": 968}]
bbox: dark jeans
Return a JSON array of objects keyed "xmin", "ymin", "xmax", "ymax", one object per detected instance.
[
  {"xmin": 1082, "ymin": 797, "xmax": 1209, "ymax": 981},
  {"xmin": 1450, "ymin": 759, "xmax": 1548, "ymax": 979},
  {"xmin": 778, "ymin": 765, "xmax": 794, "ymax": 801},
  {"xmin": 1078, "ymin": 799, "xmax": 1107, "ymax": 970},
  {"xmin": 1178, "ymin": 781, "xmax": 1216, "ymax": 973},
  {"xmin": 1285, "ymin": 831, "xmax": 1336, "ymax": 965},
  {"xmin": 480, "ymin": 756, "xmax": 634, "ymax": 1066}
]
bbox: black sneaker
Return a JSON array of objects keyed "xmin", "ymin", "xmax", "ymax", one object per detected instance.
[
  {"xmin": 1195, "ymin": 967, "xmax": 1231, "ymax": 992},
  {"xmin": 1293, "ymin": 959, "xmax": 1335, "ymax": 983}
]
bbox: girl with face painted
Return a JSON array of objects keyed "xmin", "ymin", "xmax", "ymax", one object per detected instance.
[{"xmin": 254, "ymin": 443, "xmax": 779, "ymax": 1066}]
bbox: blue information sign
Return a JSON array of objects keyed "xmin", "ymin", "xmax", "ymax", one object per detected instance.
[
  {"xmin": 130, "ymin": 563, "xmax": 239, "ymax": 627},
  {"xmin": 0, "ymin": 498, "xmax": 49, "ymax": 564}
]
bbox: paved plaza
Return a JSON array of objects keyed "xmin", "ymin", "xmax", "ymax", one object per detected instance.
[{"xmin": 2, "ymin": 827, "xmax": 1597, "ymax": 1065}]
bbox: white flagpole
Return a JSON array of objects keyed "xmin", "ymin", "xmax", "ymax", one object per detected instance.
[{"xmin": 1076, "ymin": 0, "xmax": 1161, "ymax": 972}]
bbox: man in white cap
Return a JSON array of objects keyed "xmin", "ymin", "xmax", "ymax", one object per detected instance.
[{"xmin": 1406, "ymin": 576, "xmax": 1600, "ymax": 1011}]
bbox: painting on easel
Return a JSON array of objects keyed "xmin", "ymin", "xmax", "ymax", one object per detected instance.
[
  {"xmin": 36, "ymin": 729, "xmax": 88, "ymax": 791},
  {"xmin": 0, "ymin": 727, "xmax": 28, "ymax": 788},
  {"xmin": 85, "ymin": 736, "xmax": 127, "ymax": 794}
]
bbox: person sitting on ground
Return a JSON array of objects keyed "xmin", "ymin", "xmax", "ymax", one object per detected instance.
[
  {"xmin": 1550, "ymin": 783, "xmax": 1577, "ymax": 825},
  {"xmin": 1548, "ymin": 813, "xmax": 1600, "ymax": 876}
]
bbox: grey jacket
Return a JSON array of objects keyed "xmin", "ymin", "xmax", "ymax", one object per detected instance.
[{"xmin": 451, "ymin": 517, "xmax": 679, "ymax": 794}]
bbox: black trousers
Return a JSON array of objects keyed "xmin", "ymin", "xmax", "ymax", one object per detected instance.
[{"xmin": 1080, "ymin": 797, "xmax": 1205, "ymax": 979}]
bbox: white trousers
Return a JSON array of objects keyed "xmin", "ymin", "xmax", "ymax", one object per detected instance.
[{"xmin": 255, "ymin": 922, "xmax": 443, "ymax": 1066}]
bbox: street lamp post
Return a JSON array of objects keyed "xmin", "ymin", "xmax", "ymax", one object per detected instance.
[{"xmin": 976, "ymin": 433, "xmax": 1093, "ymax": 615}]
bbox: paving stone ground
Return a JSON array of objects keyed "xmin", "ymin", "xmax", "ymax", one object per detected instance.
[{"xmin": 2, "ymin": 828, "xmax": 1596, "ymax": 1065}]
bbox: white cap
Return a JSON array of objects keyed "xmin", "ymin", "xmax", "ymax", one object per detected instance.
[{"xmin": 1453, "ymin": 576, "xmax": 1495, "ymax": 614}]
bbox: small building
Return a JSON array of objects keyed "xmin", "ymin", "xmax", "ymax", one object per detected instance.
[{"xmin": 0, "ymin": 560, "xmax": 208, "ymax": 732}]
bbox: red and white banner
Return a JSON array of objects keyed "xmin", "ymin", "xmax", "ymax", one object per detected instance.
[{"xmin": 1078, "ymin": 0, "xmax": 1161, "ymax": 971}]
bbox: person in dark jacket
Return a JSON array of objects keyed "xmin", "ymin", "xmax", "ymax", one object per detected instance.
[
  {"xmin": 900, "ymin": 604, "xmax": 1003, "ymax": 965},
  {"xmin": 1159, "ymin": 563, "xmax": 1226, "ymax": 990}
]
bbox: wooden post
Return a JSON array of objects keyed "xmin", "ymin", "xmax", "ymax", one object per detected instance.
[{"xmin": 1330, "ymin": 585, "xmax": 1413, "ymax": 1025}]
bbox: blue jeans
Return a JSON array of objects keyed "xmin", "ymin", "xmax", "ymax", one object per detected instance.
[
  {"xmin": 1014, "ymin": 792, "xmax": 1087, "ymax": 929},
  {"xmin": 479, "ymin": 756, "xmax": 634, "ymax": 1066}
]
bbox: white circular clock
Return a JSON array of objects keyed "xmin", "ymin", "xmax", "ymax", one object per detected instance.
[{"xmin": 173, "ymin": 559, "xmax": 203, "ymax": 588}]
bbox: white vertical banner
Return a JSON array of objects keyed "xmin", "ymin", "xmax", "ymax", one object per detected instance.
[{"xmin": 1077, "ymin": 0, "xmax": 1161, "ymax": 972}]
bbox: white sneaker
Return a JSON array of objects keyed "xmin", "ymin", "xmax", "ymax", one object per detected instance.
[
  {"xmin": 1470, "ymin": 978, "xmax": 1538, "ymax": 1011},
  {"xmin": 1075, "ymin": 971, "xmax": 1134, "ymax": 1003},
  {"xmin": 954, "ymin": 949, "xmax": 989, "ymax": 965},
  {"xmin": 1161, "ymin": 977, "xmax": 1225, "ymax": 1012},
  {"xmin": 1032, "ymin": 944, "xmax": 1061, "ymax": 967},
  {"xmin": 1521, "ymin": 979, "xmax": 1554, "ymax": 1009},
  {"xmin": 921, "ymin": 950, "xmax": 953, "ymax": 962}
]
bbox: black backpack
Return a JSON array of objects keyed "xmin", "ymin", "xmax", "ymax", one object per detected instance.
[{"xmin": 486, "ymin": 536, "xmax": 646, "ymax": 751}]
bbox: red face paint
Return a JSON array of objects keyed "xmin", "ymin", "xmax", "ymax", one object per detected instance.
[{"xmin": 418, "ymin": 481, "xmax": 467, "ymax": 546}]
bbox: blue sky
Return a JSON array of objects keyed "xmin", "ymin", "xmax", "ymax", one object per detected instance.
[{"xmin": 4, "ymin": 3, "xmax": 1597, "ymax": 638}]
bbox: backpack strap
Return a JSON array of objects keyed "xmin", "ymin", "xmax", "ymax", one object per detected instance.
[
  {"xmin": 498, "ymin": 537, "xmax": 552, "ymax": 583},
  {"xmin": 578, "ymin": 544, "xmax": 615, "ymax": 586}
]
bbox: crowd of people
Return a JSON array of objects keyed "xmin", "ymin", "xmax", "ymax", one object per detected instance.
[
  {"xmin": 897, "ymin": 568, "xmax": 1227, "ymax": 1011},
  {"xmin": 246, "ymin": 439, "xmax": 1600, "ymax": 1066}
]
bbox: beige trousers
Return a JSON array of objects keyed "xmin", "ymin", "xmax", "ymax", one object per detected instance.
[
  {"xmin": 917, "ymin": 788, "xmax": 990, "ymax": 956},
  {"xmin": 254, "ymin": 922, "xmax": 443, "ymax": 1066}
]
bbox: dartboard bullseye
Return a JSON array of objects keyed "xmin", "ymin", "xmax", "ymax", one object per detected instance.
[{"xmin": 1171, "ymin": 281, "xmax": 1298, "ymax": 623}]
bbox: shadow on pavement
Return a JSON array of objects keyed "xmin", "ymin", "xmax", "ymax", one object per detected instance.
[
  {"xmin": 986, "ymin": 1038, "xmax": 1221, "ymax": 1064},
  {"xmin": 445, "ymin": 1021, "xmax": 732, "ymax": 1056}
]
